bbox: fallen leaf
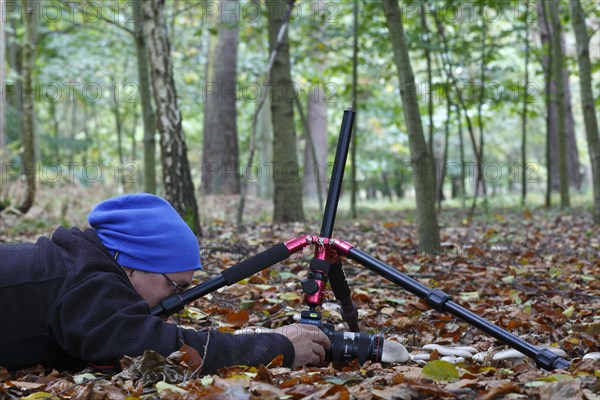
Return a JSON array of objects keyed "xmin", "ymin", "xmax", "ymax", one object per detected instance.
[
  {"xmin": 253, "ymin": 364, "xmax": 274, "ymax": 385},
  {"xmin": 226, "ymin": 309, "xmax": 250, "ymax": 326},
  {"xmin": 156, "ymin": 381, "xmax": 187, "ymax": 394},
  {"xmin": 480, "ymin": 381, "xmax": 521, "ymax": 400},
  {"xmin": 421, "ymin": 360, "xmax": 460, "ymax": 382},
  {"xmin": 266, "ymin": 354, "xmax": 284, "ymax": 368},
  {"xmin": 179, "ymin": 343, "xmax": 203, "ymax": 371},
  {"xmin": 7, "ymin": 381, "xmax": 45, "ymax": 389}
]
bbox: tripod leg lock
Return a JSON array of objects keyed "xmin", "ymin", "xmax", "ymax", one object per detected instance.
[
  {"xmin": 426, "ymin": 289, "xmax": 452, "ymax": 312},
  {"xmin": 536, "ymin": 348, "xmax": 570, "ymax": 371}
]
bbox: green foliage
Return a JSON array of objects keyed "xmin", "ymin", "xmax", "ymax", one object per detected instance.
[{"xmin": 3, "ymin": 0, "xmax": 596, "ymax": 205}]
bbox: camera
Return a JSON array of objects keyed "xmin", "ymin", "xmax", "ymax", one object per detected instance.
[{"xmin": 300, "ymin": 310, "xmax": 384, "ymax": 364}]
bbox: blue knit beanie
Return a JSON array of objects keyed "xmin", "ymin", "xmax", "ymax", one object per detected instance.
[{"xmin": 88, "ymin": 193, "xmax": 201, "ymax": 273}]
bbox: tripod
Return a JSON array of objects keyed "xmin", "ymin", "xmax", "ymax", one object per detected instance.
[{"xmin": 151, "ymin": 109, "xmax": 569, "ymax": 371}]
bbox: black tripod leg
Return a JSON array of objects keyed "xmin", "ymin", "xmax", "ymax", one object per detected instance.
[
  {"xmin": 346, "ymin": 247, "xmax": 570, "ymax": 371},
  {"xmin": 328, "ymin": 260, "xmax": 360, "ymax": 332},
  {"xmin": 151, "ymin": 243, "xmax": 291, "ymax": 317}
]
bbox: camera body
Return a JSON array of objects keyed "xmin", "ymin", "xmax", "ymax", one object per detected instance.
[{"xmin": 300, "ymin": 310, "xmax": 384, "ymax": 364}]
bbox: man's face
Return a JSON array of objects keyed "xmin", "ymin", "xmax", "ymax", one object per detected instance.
[{"xmin": 127, "ymin": 269, "xmax": 194, "ymax": 307}]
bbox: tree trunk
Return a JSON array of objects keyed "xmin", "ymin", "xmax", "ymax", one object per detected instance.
[
  {"xmin": 420, "ymin": 4, "xmax": 434, "ymax": 159},
  {"xmin": 456, "ymin": 104, "xmax": 466, "ymax": 205},
  {"xmin": 350, "ymin": 0, "xmax": 359, "ymax": 219},
  {"xmin": 433, "ymin": 16, "xmax": 483, "ymax": 214},
  {"xmin": 49, "ymin": 102, "xmax": 61, "ymax": 165},
  {"xmin": 202, "ymin": 0, "xmax": 240, "ymax": 195},
  {"xmin": 438, "ymin": 93, "xmax": 451, "ymax": 211},
  {"xmin": 256, "ymin": 96, "xmax": 273, "ymax": 199},
  {"xmin": 538, "ymin": 0, "xmax": 581, "ymax": 191},
  {"xmin": 382, "ymin": 0, "xmax": 440, "ymax": 254},
  {"xmin": 570, "ymin": 0, "xmax": 600, "ymax": 223},
  {"xmin": 301, "ymin": 0, "xmax": 329, "ymax": 204},
  {"xmin": 7, "ymin": 17, "xmax": 23, "ymax": 146},
  {"xmin": 18, "ymin": 0, "xmax": 36, "ymax": 214},
  {"xmin": 302, "ymin": 79, "xmax": 328, "ymax": 204},
  {"xmin": 82, "ymin": 102, "xmax": 89, "ymax": 167},
  {"xmin": 111, "ymin": 95, "xmax": 125, "ymax": 184},
  {"xmin": 539, "ymin": 1, "xmax": 553, "ymax": 207},
  {"xmin": 134, "ymin": 0, "xmax": 158, "ymax": 194},
  {"xmin": 269, "ymin": 0, "xmax": 304, "ymax": 222},
  {"xmin": 0, "ymin": 14, "xmax": 5, "ymax": 154},
  {"xmin": 476, "ymin": 13, "xmax": 487, "ymax": 201},
  {"xmin": 68, "ymin": 99, "xmax": 77, "ymax": 168},
  {"xmin": 143, "ymin": 0, "xmax": 201, "ymax": 236},
  {"xmin": 521, "ymin": 3, "xmax": 530, "ymax": 206},
  {"xmin": 548, "ymin": 0, "xmax": 570, "ymax": 209}
]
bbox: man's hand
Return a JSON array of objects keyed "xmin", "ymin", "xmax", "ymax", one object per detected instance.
[{"xmin": 273, "ymin": 324, "xmax": 331, "ymax": 368}]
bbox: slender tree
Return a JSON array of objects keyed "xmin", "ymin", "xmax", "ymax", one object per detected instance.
[
  {"xmin": 570, "ymin": 0, "xmax": 600, "ymax": 223},
  {"xmin": 420, "ymin": 3, "xmax": 434, "ymax": 159},
  {"xmin": 539, "ymin": 0, "xmax": 553, "ymax": 207},
  {"xmin": 439, "ymin": 85, "xmax": 451, "ymax": 211},
  {"xmin": 548, "ymin": 0, "xmax": 570, "ymax": 209},
  {"xmin": 18, "ymin": 0, "xmax": 36, "ymax": 214},
  {"xmin": 350, "ymin": 0, "xmax": 359, "ymax": 219},
  {"xmin": 133, "ymin": 0, "xmax": 158, "ymax": 194},
  {"xmin": 475, "ymin": 9, "xmax": 488, "ymax": 205},
  {"xmin": 0, "ymin": 10, "xmax": 5, "ymax": 155},
  {"xmin": 382, "ymin": 0, "xmax": 440, "ymax": 254},
  {"xmin": 420, "ymin": 3, "xmax": 441, "ymax": 205},
  {"xmin": 269, "ymin": 0, "xmax": 304, "ymax": 222},
  {"xmin": 456, "ymin": 103, "xmax": 466, "ymax": 206},
  {"xmin": 202, "ymin": 0, "xmax": 241, "ymax": 195},
  {"xmin": 521, "ymin": 1, "xmax": 531, "ymax": 206},
  {"xmin": 302, "ymin": 82, "xmax": 328, "ymax": 205},
  {"xmin": 256, "ymin": 97, "xmax": 273, "ymax": 199},
  {"xmin": 433, "ymin": 14, "xmax": 483, "ymax": 215},
  {"xmin": 297, "ymin": 98, "xmax": 325, "ymax": 208},
  {"xmin": 236, "ymin": 0, "xmax": 294, "ymax": 227},
  {"xmin": 538, "ymin": 0, "xmax": 581, "ymax": 191},
  {"xmin": 143, "ymin": 0, "xmax": 201, "ymax": 235}
]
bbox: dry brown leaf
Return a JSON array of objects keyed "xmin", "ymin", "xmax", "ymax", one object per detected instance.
[
  {"xmin": 253, "ymin": 364, "xmax": 273, "ymax": 385},
  {"xmin": 226, "ymin": 309, "xmax": 250, "ymax": 326},
  {"xmin": 372, "ymin": 384, "xmax": 419, "ymax": 400},
  {"xmin": 266, "ymin": 354, "xmax": 284, "ymax": 369},
  {"xmin": 479, "ymin": 381, "xmax": 521, "ymax": 400},
  {"xmin": 538, "ymin": 380, "xmax": 583, "ymax": 400},
  {"xmin": 322, "ymin": 384, "xmax": 351, "ymax": 400},
  {"xmin": 249, "ymin": 381, "xmax": 286, "ymax": 399},
  {"xmin": 178, "ymin": 343, "xmax": 203, "ymax": 371}
]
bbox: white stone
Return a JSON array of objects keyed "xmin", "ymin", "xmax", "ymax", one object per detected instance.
[
  {"xmin": 422, "ymin": 344, "xmax": 477, "ymax": 353},
  {"xmin": 421, "ymin": 344, "xmax": 474, "ymax": 358},
  {"xmin": 492, "ymin": 349, "xmax": 526, "ymax": 361},
  {"xmin": 583, "ymin": 352, "xmax": 600, "ymax": 360},
  {"xmin": 381, "ymin": 340, "xmax": 410, "ymax": 363},
  {"xmin": 473, "ymin": 351, "xmax": 490, "ymax": 363},
  {"xmin": 411, "ymin": 353, "xmax": 431, "ymax": 361},
  {"xmin": 441, "ymin": 356, "xmax": 465, "ymax": 364}
]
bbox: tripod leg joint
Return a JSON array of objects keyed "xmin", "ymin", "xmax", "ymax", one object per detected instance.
[{"xmin": 426, "ymin": 289, "xmax": 452, "ymax": 312}]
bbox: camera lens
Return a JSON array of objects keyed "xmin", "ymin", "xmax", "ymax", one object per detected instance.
[{"xmin": 327, "ymin": 330, "xmax": 384, "ymax": 364}]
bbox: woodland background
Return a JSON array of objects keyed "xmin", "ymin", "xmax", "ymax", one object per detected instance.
[{"xmin": 0, "ymin": 0, "xmax": 599, "ymax": 399}]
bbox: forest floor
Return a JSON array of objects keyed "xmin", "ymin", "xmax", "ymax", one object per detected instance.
[{"xmin": 0, "ymin": 189, "xmax": 599, "ymax": 399}]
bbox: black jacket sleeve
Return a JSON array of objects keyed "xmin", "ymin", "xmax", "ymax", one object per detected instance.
[{"xmin": 49, "ymin": 272, "xmax": 295, "ymax": 374}]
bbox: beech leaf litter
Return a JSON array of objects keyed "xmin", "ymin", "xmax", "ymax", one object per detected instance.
[{"xmin": 1, "ymin": 206, "xmax": 599, "ymax": 399}]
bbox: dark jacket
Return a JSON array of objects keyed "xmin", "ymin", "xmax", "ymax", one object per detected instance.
[{"xmin": 0, "ymin": 227, "xmax": 294, "ymax": 373}]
